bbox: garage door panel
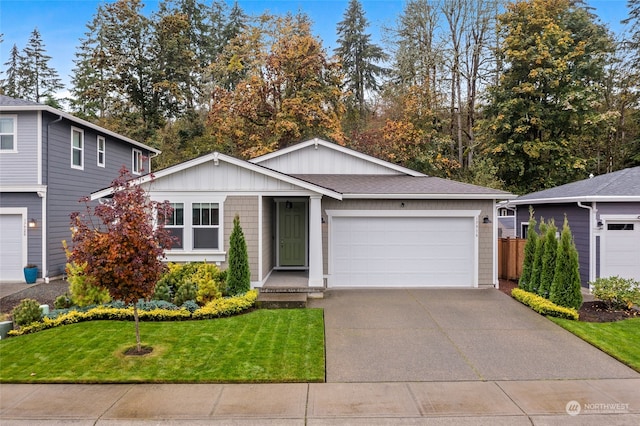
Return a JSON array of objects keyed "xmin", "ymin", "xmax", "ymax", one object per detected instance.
[
  {"xmin": 0, "ymin": 214, "xmax": 25, "ymax": 281},
  {"xmin": 603, "ymin": 221, "xmax": 640, "ymax": 281},
  {"xmin": 330, "ymin": 216, "xmax": 475, "ymax": 288}
]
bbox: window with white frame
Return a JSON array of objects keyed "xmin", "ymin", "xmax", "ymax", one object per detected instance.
[
  {"xmin": 71, "ymin": 127, "xmax": 84, "ymax": 169},
  {"xmin": 132, "ymin": 148, "xmax": 143, "ymax": 174},
  {"xmin": 97, "ymin": 136, "xmax": 106, "ymax": 167},
  {"xmin": 192, "ymin": 202, "xmax": 220, "ymax": 249},
  {"xmin": 0, "ymin": 115, "xmax": 17, "ymax": 152},
  {"xmin": 164, "ymin": 203, "xmax": 184, "ymax": 249}
]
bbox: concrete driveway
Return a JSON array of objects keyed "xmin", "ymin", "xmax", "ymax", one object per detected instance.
[{"xmin": 308, "ymin": 288, "xmax": 640, "ymax": 383}]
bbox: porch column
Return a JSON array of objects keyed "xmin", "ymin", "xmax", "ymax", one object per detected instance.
[{"xmin": 308, "ymin": 195, "xmax": 324, "ymax": 288}]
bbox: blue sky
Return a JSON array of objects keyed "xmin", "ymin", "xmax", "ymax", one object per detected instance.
[{"xmin": 0, "ymin": 0, "xmax": 633, "ymax": 96}]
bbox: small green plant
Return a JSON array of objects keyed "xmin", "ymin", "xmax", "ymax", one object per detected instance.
[
  {"xmin": 173, "ymin": 281, "xmax": 197, "ymax": 307},
  {"xmin": 54, "ymin": 294, "xmax": 72, "ymax": 310},
  {"xmin": 519, "ymin": 209, "xmax": 537, "ymax": 292},
  {"xmin": 63, "ymin": 241, "xmax": 111, "ymax": 307},
  {"xmin": 591, "ymin": 276, "xmax": 640, "ymax": 310},
  {"xmin": 512, "ymin": 288, "xmax": 579, "ymax": 320},
  {"xmin": 12, "ymin": 299, "xmax": 43, "ymax": 327},
  {"xmin": 227, "ymin": 214, "xmax": 250, "ymax": 295},
  {"xmin": 195, "ymin": 263, "xmax": 225, "ymax": 305}
]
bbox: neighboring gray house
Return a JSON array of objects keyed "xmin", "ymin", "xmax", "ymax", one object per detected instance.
[
  {"xmin": 94, "ymin": 138, "xmax": 514, "ymax": 289},
  {"xmin": 0, "ymin": 95, "xmax": 159, "ymax": 282},
  {"xmin": 508, "ymin": 167, "xmax": 640, "ymax": 288}
]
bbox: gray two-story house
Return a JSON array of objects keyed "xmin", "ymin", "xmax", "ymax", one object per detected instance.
[{"xmin": 0, "ymin": 95, "xmax": 159, "ymax": 283}]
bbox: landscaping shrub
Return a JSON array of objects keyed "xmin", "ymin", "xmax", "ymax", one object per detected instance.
[
  {"xmin": 529, "ymin": 219, "xmax": 547, "ymax": 294},
  {"xmin": 591, "ymin": 276, "xmax": 640, "ymax": 310},
  {"xmin": 54, "ymin": 294, "xmax": 72, "ymax": 310},
  {"xmin": 153, "ymin": 262, "xmax": 226, "ymax": 305},
  {"xmin": 67, "ymin": 260, "xmax": 111, "ymax": 307},
  {"xmin": 512, "ymin": 288, "xmax": 579, "ymax": 320},
  {"xmin": 549, "ymin": 216, "xmax": 582, "ymax": 310},
  {"xmin": 519, "ymin": 211, "xmax": 537, "ymax": 292},
  {"xmin": 227, "ymin": 214, "xmax": 250, "ymax": 295},
  {"xmin": 192, "ymin": 290, "xmax": 258, "ymax": 319},
  {"xmin": 538, "ymin": 219, "xmax": 558, "ymax": 299},
  {"xmin": 174, "ymin": 281, "xmax": 197, "ymax": 307},
  {"xmin": 12, "ymin": 299, "xmax": 43, "ymax": 327},
  {"xmin": 194, "ymin": 263, "xmax": 225, "ymax": 304}
]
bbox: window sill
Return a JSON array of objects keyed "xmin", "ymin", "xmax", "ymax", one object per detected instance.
[{"xmin": 164, "ymin": 251, "xmax": 226, "ymax": 264}]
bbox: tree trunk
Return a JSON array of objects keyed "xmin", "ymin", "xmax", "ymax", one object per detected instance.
[{"xmin": 133, "ymin": 304, "xmax": 141, "ymax": 353}]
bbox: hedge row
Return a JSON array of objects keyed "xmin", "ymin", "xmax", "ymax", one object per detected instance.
[
  {"xmin": 8, "ymin": 290, "xmax": 258, "ymax": 337},
  {"xmin": 512, "ymin": 288, "xmax": 579, "ymax": 320}
]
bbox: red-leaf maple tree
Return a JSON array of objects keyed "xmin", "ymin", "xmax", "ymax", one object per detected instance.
[{"xmin": 69, "ymin": 167, "xmax": 174, "ymax": 353}]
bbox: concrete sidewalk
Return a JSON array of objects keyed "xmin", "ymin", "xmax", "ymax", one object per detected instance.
[{"xmin": 1, "ymin": 380, "xmax": 639, "ymax": 424}]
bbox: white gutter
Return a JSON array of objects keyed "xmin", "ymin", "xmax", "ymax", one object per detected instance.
[{"xmin": 577, "ymin": 201, "xmax": 597, "ymax": 287}]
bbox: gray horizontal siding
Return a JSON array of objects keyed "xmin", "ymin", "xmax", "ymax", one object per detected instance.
[{"xmin": 0, "ymin": 111, "xmax": 39, "ymax": 185}]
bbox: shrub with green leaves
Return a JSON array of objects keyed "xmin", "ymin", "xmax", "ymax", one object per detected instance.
[
  {"xmin": 538, "ymin": 219, "xmax": 558, "ymax": 299},
  {"xmin": 512, "ymin": 288, "xmax": 579, "ymax": 320},
  {"xmin": 67, "ymin": 260, "xmax": 111, "ymax": 307},
  {"xmin": 519, "ymin": 210, "xmax": 537, "ymax": 292},
  {"xmin": 153, "ymin": 262, "xmax": 226, "ymax": 305},
  {"xmin": 12, "ymin": 299, "xmax": 43, "ymax": 327},
  {"xmin": 549, "ymin": 216, "xmax": 582, "ymax": 310},
  {"xmin": 54, "ymin": 294, "xmax": 72, "ymax": 310},
  {"xmin": 591, "ymin": 276, "xmax": 640, "ymax": 310},
  {"xmin": 227, "ymin": 214, "xmax": 250, "ymax": 295},
  {"xmin": 529, "ymin": 219, "xmax": 547, "ymax": 294}
]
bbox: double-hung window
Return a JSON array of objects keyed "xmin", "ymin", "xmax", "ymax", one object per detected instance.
[
  {"xmin": 132, "ymin": 148, "xmax": 143, "ymax": 174},
  {"xmin": 71, "ymin": 127, "xmax": 84, "ymax": 169},
  {"xmin": 192, "ymin": 202, "xmax": 220, "ymax": 249},
  {"xmin": 164, "ymin": 203, "xmax": 184, "ymax": 249},
  {"xmin": 97, "ymin": 136, "xmax": 106, "ymax": 167},
  {"xmin": 0, "ymin": 115, "xmax": 17, "ymax": 152}
]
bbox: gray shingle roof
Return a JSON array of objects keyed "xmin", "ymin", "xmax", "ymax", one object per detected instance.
[
  {"xmin": 0, "ymin": 94, "xmax": 41, "ymax": 106},
  {"xmin": 512, "ymin": 166, "xmax": 640, "ymax": 203},
  {"xmin": 292, "ymin": 174, "xmax": 512, "ymax": 198}
]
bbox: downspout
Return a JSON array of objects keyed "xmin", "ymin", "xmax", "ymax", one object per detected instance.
[
  {"xmin": 44, "ymin": 114, "xmax": 63, "ymax": 280},
  {"xmin": 577, "ymin": 201, "xmax": 597, "ymax": 288}
]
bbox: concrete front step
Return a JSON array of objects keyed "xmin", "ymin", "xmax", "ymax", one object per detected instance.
[{"xmin": 257, "ymin": 292, "xmax": 308, "ymax": 309}]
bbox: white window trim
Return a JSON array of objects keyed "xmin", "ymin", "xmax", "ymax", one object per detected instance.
[
  {"xmin": 71, "ymin": 127, "xmax": 84, "ymax": 170},
  {"xmin": 132, "ymin": 148, "xmax": 143, "ymax": 175},
  {"xmin": 0, "ymin": 114, "xmax": 18, "ymax": 153},
  {"xmin": 97, "ymin": 136, "xmax": 106, "ymax": 168},
  {"xmin": 164, "ymin": 202, "xmax": 184, "ymax": 250},
  {"xmin": 152, "ymin": 195, "xmax": 227, "ymax": 262}
]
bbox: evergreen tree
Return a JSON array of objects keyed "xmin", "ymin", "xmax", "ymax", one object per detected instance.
[
  {"xmin": 1, "ymin": 44, "xmax": 26, "ymax": 98},
  {"xmin": 518, "ymin": 209, "xmax": 537, "ymax": 292},
  {"xmin": 529, "ymin": 219, "xmax": 547, "ymax": 295},
  {"xmin": 20, "ymin": 28, "xmax": 63, "ymax": 102},
  {"xmin": 227, "ymin": 214, "xmax": 250, "ymax": 295},
  {"xmin": 538, "ymin": 218, "xmax": 558, "ymax": 299},
  {"xmin": 550, "ymin": 216, "xmax": 583, "ymax": 310},
  {"xmin": 335, "ymin": 0, "xmax": 387, "ymax": 127}
]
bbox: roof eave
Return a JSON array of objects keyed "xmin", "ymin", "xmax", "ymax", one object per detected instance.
[
  {"xmin": 509, "ymin": 195, "xmax": 640, "ymax": 205},
  {"xmin": 342, "ymin": 193, "xmax": 517, "ymax": 200},
  {"xmin": 1, "ymin": 104, "xmax": 160, "ymax": 154}
]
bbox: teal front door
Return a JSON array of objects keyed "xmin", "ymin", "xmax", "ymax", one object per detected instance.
[{"xmin": 278, "ymin": 201, "xmax": 307, "ymax": 267}]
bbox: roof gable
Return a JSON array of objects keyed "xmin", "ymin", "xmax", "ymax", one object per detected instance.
[
  {"xmin": 91, "ymin": 152, "xmax": 343, "ymax": 200},
  {"xmin": 250, "ymin": 138, "xmax": 425, "ymax": 176},
  {"xmin": 512, "ymin": 167, "xmax": 640, "ymax": 204}
]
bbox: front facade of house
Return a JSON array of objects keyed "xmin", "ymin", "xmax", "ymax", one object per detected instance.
[
  {"xmin": 0, "ymin": 95, "xmax": 158, "ymax": 282},
  {"xmin": 94, "ymin": 138, "xmax": 512, "ymax": 289},
  {"xmin": 508, "ymin": 167, "xmax": 640, "ymax": 287}
]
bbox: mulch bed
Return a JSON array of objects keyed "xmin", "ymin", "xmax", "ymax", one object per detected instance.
[
  {"xmin": 498, "ymin": 279, "xmax": 639, "ymax": 323},
  {"xmin": 0, "ymin": 280, "xmax": 70, "ymax": 316}
]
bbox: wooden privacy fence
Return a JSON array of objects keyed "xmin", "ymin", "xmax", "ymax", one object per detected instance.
[{"xmin": 498, "ymin": 238, "xmax": 526, "ymax": 280}]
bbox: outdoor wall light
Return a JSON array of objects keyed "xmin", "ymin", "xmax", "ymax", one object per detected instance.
[
  {"xmin": 28, "ymin": 218, "xmax": 37, "ymax": 228},
  {"xmin": 482, "ymin": 215, "xmax": 492, "ymax": 224},
  {"xmin": 285, "ymin": 201, "xmax": 293, "ymax": 209},
  {"xmin": 597, "ymin": 220, "xmax": 603, "ymax": 229}
]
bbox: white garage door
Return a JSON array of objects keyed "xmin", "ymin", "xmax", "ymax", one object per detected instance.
[
  {"xmin": 0, "ymin": 214, "xmax": 26, "ymax": 281},
  {"xmin": 602, "ymin": 221, "xmax": 640, "ymax": 281},
  {"xmin": 330, "ymin": 216, "xmax": 476, "ymax": 287}
]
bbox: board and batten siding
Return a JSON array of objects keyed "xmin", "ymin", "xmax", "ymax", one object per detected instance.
[
  {"xmin": 516, "ymin": 203, "xmax": 590, "ymax": 287},
  {"xmin": 320, "ymin": 198, "xmax": 495, "ymax": 287},
  {"xmin": 0, "ymin": 111, "xmax": 39, "ymax": 185},
  {"xmin": 262, "ymin": 196, "xmax": 275, "ymax": 279},
  {"xmin": 44, "ymin": 111, "xmax": 154, "ymax": 277},
  {"xmin": 223, "ymin": 196, "xmax": 260, "ymax": 282},
  {"xmin": 255, "ymin": 144, "xmax": 402, "ymax": 175}
]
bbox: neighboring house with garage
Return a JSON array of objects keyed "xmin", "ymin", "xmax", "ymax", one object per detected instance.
[
  {"xmin": 93, "ymin": 138, "xmax": 513, "ymax": 289},
  {"xmin": 0, "ymin": 95, "xmax": 159, "ymax": 283},
  {"xmin": 507, "ymin": 166, "xmax": 640, "ymax": 288}
]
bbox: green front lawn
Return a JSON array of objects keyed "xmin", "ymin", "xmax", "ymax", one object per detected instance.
[
  {"xmin": 550, "ymin": 317, "xmax": 640, "ymax": 372},
  {"xmin": 0, "ymin": 309, "xmax": 325, "ymax": 383}
]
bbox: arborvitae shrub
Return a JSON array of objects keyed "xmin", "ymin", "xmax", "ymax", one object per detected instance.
[
  {"xmin": 538, "ymin": 219, "xmax": 558, "ymax": 299},
  {"xmin": 227, "ymin": 214, "xmax": 250, "ymax": 295},
  {"xmin": 550, "ymin": 216, "xmax": 582, "ymax": 310},
  {"xmin": 519, "ymin": 211, "xmax": 537, "ymax": 292},
  {"xmin": 529, "ymin": 220, "xmax": 547, "ymax": 294}
]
